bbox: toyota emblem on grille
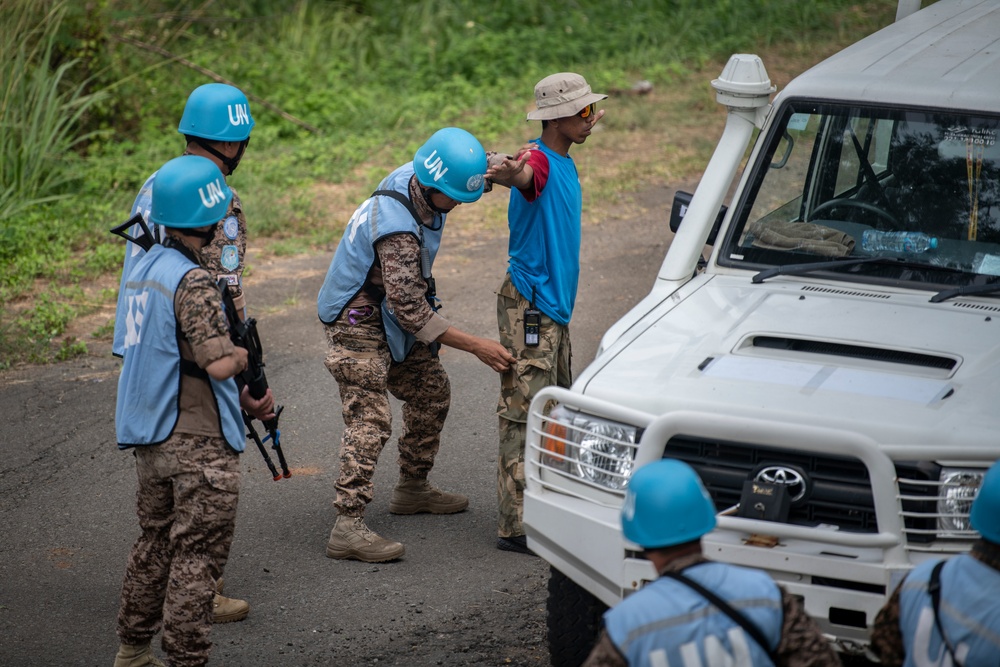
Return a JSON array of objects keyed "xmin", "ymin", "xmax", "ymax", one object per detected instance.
[{"xmin": 755, "ymin": 465, "xmax": 809, "ymax": 503}]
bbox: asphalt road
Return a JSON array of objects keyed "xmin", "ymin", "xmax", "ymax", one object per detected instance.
[{"xmin": 0, "ymin": 184, "xmax": 676, "ymax": 666}]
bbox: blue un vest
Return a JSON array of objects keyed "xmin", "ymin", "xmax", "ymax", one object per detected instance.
[
  {"xmin": 316, "ymin": 163, "xmax": 444, "ymax": 362},
  {"xmin": 507, "ymin": 138, "xmax": 582, "ymax": 326},
  {"xmin": 898, "ymin": 556, "xmax": 1000, "ymax": 667},
  {"xmin": 113, "ymin": 171, "xmax": 159, "ymax": 357},
  {"xmin": 115, "ymin": 244, "xmax": 244, "ymax": 451},
  {"xmin": 604, "ymin": 562, "xmax": 783, "ymax": 667}
]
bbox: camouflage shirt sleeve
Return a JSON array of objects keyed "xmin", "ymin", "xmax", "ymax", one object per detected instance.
[
  {"xmin": 775, "ymin": 587, "xmax": 843, "ymax": 667},
  {"xmin": 581, "ymin": 630, "xmax": 627, "ymax": 667},
  {"xmin": 870, "ymin": 583, "xmax": 905, "ymax": 667},
  {"xmin": 175, "ymin": 267, "xmax": 236, "ymax": 369},
  {"xmin": 375, "ymin": 233, "xmax": 450, "ymax": 343},
  {"xmin": 199, "ymin": 187, "xmax": 248, "ymax": 314}
]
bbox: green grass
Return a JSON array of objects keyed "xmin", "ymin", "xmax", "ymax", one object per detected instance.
[
  {"xmin": 0, "ymin": 0, "xmax": 901, "ymax": 368},
  {"xmin": 0, "ymin": 3, "xmax": 107, "ymax": 223}
]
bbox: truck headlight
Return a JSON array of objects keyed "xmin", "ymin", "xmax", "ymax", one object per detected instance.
[
  {"xmin": 539, "ymin": 406, "xmax": 638, "ymax": 491},
  {"xmin": 937, "ymin": 468, "xmax": 985, "ymax": 536}
]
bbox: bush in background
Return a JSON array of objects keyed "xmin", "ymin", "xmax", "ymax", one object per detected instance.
[{"xmin": 0, "ymin": 0, "xmax": 898, "ymax": 367}]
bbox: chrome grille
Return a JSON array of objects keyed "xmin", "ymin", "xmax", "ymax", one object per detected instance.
[{"xmin": 665, "ymin": 435, "xmax": 953, "ymax": 543}]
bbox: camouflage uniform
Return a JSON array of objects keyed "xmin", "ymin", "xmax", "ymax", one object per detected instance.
[
  {"xmin": 324, "ymin": 315, "xmax": 450, "ymax": 516},
  {"xmin": 117, "ymin": 260, "xmax": 241, "ymax": 667},
  {"xmin": 198, "ymin": 183, "xmax": 248, "ymax": 316},
  {"xmin": 582, "ymin": 553, "xmax": 842, "ymax": 667},
  {"xmin": 496, "ymin": 273, "xmax": 572, "ymax": 538},
  {"xmin": 324, "ymin": 181, "xmax": 453, "ymax": 518}
]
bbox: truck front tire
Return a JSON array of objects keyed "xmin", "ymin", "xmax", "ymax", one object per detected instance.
[{"xmin": 546, "ymin": 565, "xmax": 608, "ymax": 667}]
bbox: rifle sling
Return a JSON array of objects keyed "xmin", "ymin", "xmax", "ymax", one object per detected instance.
[
  {"xmin": 372, "ymin": 189, "xmax": 422, "ymax": 225},
  {"xmin": 180, "ymin": 358, "xmax": 209, "ymax": 380},
  {"xmin": 660, "ymin": 569, "xmax": 780, "ymax": 664},
  {"xmin": 929, "ymin": 559, "xmax": 963, "ymax": 667}
]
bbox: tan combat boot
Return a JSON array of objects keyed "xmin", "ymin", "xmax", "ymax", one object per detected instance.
[
  {"xmin": 211, "ymin": 577, "xmax": 249, "ymax": 623},
  {"xmin": 326, "ymin": 515, "xmax": 405, "ymax": 562},
  {"xmin": 113, "ymin": 641, "xmax": 165, "ymax": 667},
  {"xmin": 389, "ymin": 475, "xmax": 469, "ymax": 514},
  {"xmin": 213, "ymin": 592, "xmax": 250, "ymax": 623}
]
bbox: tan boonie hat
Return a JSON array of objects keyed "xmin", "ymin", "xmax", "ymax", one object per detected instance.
[{"xmin": 527, "ymin": 72, "xmax": 607, "ymax": 121}]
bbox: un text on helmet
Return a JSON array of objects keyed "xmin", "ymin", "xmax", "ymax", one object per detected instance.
[
  {"xmin": 228, "ymin": 104, "xmax": 251, "ymax": 127},
  {"xmin": 422, "ymin": 150, "xmax": 449, "ymax": 183},
  {"xmin": 199, "ymin": 179, "xmax": 227, "ymax": 208}
]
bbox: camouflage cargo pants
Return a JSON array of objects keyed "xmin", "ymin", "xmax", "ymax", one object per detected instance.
[
  {"xmin": 324, "ymin": 315, "xmax": 451, "ymax": 517},
  {"xmin": 496, "ymin": 274, "xmax": 572, "ymax": 538},
  {"xmin": 117, "ymin": 434, "xmax": 240, "ymax": 667}
]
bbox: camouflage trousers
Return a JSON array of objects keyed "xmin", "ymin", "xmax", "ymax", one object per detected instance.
[
  {"xmin": 496, "ymin": 274, "xmax": 572, "ymax": 538},
  {"xmin": 324, "ymin": 315, "xmax": 450, "ymax": 517},
  {"xmin": 117, "ymin": 433, "xmax": 240, "ymax": 667}
]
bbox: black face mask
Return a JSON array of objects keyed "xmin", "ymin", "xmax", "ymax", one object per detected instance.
[
  {"xmin": 421, "ymin": 186, "xmax": 451, "ymax": 215},
  {"xmin": 185, "ymin": 221, "xmax": 220, "ymax": 243},
  {"xmin": 193, "ymin": 137, "xmax": 250, "ymax": 175}
]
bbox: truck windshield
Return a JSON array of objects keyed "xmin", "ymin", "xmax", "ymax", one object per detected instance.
[{"xmin": 720, "ymin": 102, "xmax": 1000, "ymax": 291}]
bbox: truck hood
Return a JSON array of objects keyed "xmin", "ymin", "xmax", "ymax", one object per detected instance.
[{"xmin": 578, "ymin": 275, "xmax": 1000, "ymax": 446}]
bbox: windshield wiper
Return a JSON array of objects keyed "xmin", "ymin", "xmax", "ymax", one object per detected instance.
[
  {"xmin": 930, "ymin": 280, "xmax": 1000, "ymax": 303},
  {"xmin": 752, "ymin": 256, "xmax": 899, "ymax": 283}
]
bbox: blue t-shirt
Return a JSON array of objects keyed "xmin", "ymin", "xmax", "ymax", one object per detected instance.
[{"xmin": 506, "ymin": 139, "xmax": 582, "ymax": 326}]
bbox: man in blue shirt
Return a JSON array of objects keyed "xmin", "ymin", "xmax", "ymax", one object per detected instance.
[{"xmin": 487, "ymin": 72, "xmax": 606, "ymax": 554}]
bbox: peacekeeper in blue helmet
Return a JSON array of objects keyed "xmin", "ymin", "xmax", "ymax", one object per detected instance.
[
  {"xmin": 113, "ymin": 155, "xmax": 275, "ymax": 667},
  {"xmin": 113, "ymin": 82, "xmax": 265, "ymax": 623},
  {"xmin": 583, "ymin": 459, "xmax": 840, "ymax": 667},
  {"xmin": 872, "ymin": 460, "xmax": 1000, "ymax": 666},
  {"xmin": 317, "ymin": 127, "xmax": 523, "ymax": 563},
  {"xmin": 115, "ymin": 82, "xmax": 256, "ymax": 357}
]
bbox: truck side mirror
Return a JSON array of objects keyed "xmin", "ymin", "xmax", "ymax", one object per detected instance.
[{"xmin": 669, "ymin": 191, "xmax": 727, "ymax": 246}]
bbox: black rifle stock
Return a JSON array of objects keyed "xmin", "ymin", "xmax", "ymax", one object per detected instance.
[
  {"xmin": 218, "ymin": 278, "xmax": 291, "ymax": 481},
  {"xmin": 110, "ymin": 213, "xmax": 156, "ymax": 252}
]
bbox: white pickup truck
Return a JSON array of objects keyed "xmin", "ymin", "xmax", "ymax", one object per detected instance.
[{"xmin": 523, "ymin": 0, "xmax": 1000, "ymax": 663}]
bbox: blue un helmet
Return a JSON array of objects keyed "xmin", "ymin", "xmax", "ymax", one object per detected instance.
[
  {"xmin": 970, "ymin": 461, "xmax": 1000, "ymax": 544},
  {"xmin": 621, "ymin": 459, "xmax": 717, "ymax": 549},
  {"xmin": 413, "ymin": 127, "xmax": 487, "ymax": 203},
  {"xmin": 178, "ymin": 83, "xmax": 254, "ymax": 174},
  {"xmin": 178, "ymin": 83, "xmax": 255, "ymax": 141},
  {"xmin": 149, "ymin": 155, "xmax": 233, "ymax": 229}
]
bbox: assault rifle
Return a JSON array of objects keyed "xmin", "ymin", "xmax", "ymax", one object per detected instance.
[
  {"xmin": 110, "ymin": 213, "xmax": 291, "ymax": 480},
  {"xmin": 218, "ymin": 278, "xmax": 291, "ymax": 481}
]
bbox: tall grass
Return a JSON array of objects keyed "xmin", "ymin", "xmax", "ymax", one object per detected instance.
[{"xmin": 0, "ymin": 1, "xmax": 106, "ymax": 222}]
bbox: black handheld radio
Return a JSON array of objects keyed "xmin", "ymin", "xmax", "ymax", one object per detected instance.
[{"xmin": 524, "ymin": 287, "xmax": 540, "ymax": 347}]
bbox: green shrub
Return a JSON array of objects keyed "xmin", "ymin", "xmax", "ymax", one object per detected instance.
[
  {"xmin": 0, "ymin": 0, "xmax": 898, "ymax": 366},
  {"xmin": 0, "ymin": 0, "xmax": 107, "ymax": 221}
]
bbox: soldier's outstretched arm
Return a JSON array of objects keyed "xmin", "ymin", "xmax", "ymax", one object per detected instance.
[{"xmin": 437, "ymin": 327, "xmax": 516, "ymax": 373}]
